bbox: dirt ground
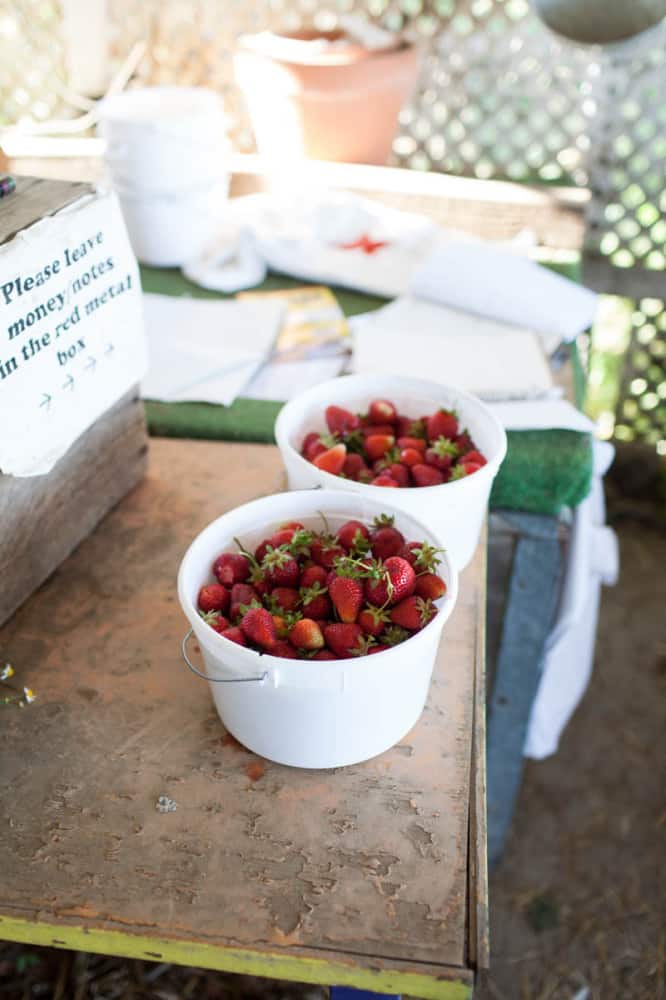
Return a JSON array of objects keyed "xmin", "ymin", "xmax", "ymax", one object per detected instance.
[{"xmin": 1, "ymin": 470, "xmax": 664, "ymax": 1000}]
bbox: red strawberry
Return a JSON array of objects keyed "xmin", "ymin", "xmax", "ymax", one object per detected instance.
[
  {"xmin": 342, "ymin": 452, "xmax": 369, "ymax": 481},
  {"xmin": 426, "ymin": 408, "xmax": 458, "ymax": 442},
  {"xmin": 199, "ymin": 611, "xmax": 230, "ymax": 633},
  {"xmin": 312, "ymin": 649, "xmax": 338, "ymax": 660},
  {"xmin": 387, "ymin": 463, "xmax": 410, "ymax": 487},
  {"xmin": 219, "ymin": 625, "xmax": 247, "ymax": 646},
  {"xmin": 364, "ymin": 556, "xmax": 416, "ymax": 607},
  {"xmin": 269, "ymin": 586, "xmax": 300, "ymax": 613},
  {"xmin": 357, "ymin": 604, "xmax": 390, "ymax": 637},
  {"xmin": 399, "ymin": 447, "xmax": 422, "ymax": 468},
  {"xmin": 280, "ymin": 520, "xmax": 305, "ymax": 532},
  {"xmin": 289, "ymin": 618, "xmax": 324, "ymax": 651},
  {"xmin": 411, "ymin": 464, "xmax": 445, "ymax": 487},
  {"xmin": 337, "ymin": 519, "xmax": 370, "ymax": 552},
  {"xmin": 230, "ymin": 583, "xmax": 260, "ymax": 620},
  {"xmin": 325, "ymin": 405, "xmax": 360, "ymax": 435},
  {"xmin": 425, "ymin": 435, "xmax": 459, "ymax": 471},
  {"xmin": 451, "ymin": 463, "xmax": 474, "ymax": 481},
  {"xmin": 323, "ymin": 623, "xmax": 364, "ymax": 658},
  {"xmin": 460, "ymin": 450, "xmax": 486, "ymax": 467},
  {"xmin": 311, "ymin": 536, "xmax": 346, "ymax": 569},
  {"xmin": 269, "ymin": 527, "xmax": 298, "ymax": 548},
  {"xmin": 362, "ymin": 423, "xmax": 395, "ymax": 438},
  {"xmin": 368, "ymin": 644, "xmax": 391, "ymax": 654},
  {"xmin": 272, "ymin": 639, "xmax": 300, "ymax": 659},
  {"xmin": 365, "ymin": 434, "xmax": 395, "ymax": 461},
  {"xmin": 261, "ymin": 546, "xmax": 300, "ymax": 587},
  {"xmin": 303, "ymin": 432, "xmax": 326, "ymax": 461},
  {"xmin": 370, "ymin": 516, "xmax": 405, "ymax": 560},
  {"xmin": 396, "ymin": 415, "xmax": 426, "ymax": 439},
  {"xmin": 329, "ymin": 574, "xmax": 364, "ymax": 624},
  {"xmin": 414, "ymin": 573, "xmax": 447, "ymax": 600},
  {"xmin": 198, "ymin": 583, "xmax": 230, "ymax": 614},
  {"xmin": 313, "ymin": 443, "xmax": 347, "ymax": 475},
  {"xmin": 390, "ymin": 595, "xmax": 436, "ymax": 631},
  {"xmin": 462, "ymin": 461, "xmax": 483, "ymax": 475},
  {"xmin": 240, "ymin": 607, "xmax": 277, "ymax": 651},
  {"xmin": 254, "ymin": 538, "xmax": 272, "ymax": 563},
  {"xmin": 212, "ymin": 552, "xmax": 250, "ymax": 587},
  {"xmin": 397, "ymin": 436, "xmax": 426, "ymax": 453},
  {"xmin": 455, "ymin": 431, "xmax": 474, "ymax": 453},
  {"xmin": 300, "ymin": 582, "xmax": 332, "ymax": 620},
  {"xmin": 398, "ymin": 540, "xmax": 445, "ymax": 574},
  {"xmin": 300, "ymin": 563, "xmax": 328, "ymax": 589},
  {"xmin": 368, "ymin": 399, "xmax": 398, "ymax": 425},
  {"xmin": 371, "ymin": 474, "xmax": 399, "ymax": 487}
]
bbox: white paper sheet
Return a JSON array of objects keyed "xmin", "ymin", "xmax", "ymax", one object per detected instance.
[
  {"xmin": 488, "ymin": 398, "xmax": 597, "ymax": 433},
  {"xmin": 243, "ymin": 357, "xmax": 347, "ymax": 401},
  {"xmin": 140, "ymin": 294, "xmax": 284, "ymax": 405},
  {"xmin": 0, "ymin": 190, "xmax": 147, "ymax": 477},
  {"xmin": 350, "ymin": 297, "xmax": 554, "ymax": 398},
  {"xmin": 411, "ymin": 241, "xmax": 598, "ymax": 343}
]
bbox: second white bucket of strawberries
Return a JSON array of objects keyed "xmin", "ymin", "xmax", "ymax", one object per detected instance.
[
  {"xmin": 275, "ymin": 374, "xmax": 508, "ymax": 569},
  {"xmin": 178, "ymin": 490, "xmax": 458, "ymax": 769}
]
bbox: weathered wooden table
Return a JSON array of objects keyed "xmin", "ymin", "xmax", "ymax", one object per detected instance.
[{"xmin": 0, "ymin": 438, "xmax": 487, "ymax": 998}]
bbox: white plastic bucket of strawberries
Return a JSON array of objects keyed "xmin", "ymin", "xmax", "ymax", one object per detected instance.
[
  {"xmin": 275, "ymin": 374, "xmax": 507, "ymax": 569},
  {"xmin": 178, "ymin": 489, "xmax": 458, "ymax": 768}
]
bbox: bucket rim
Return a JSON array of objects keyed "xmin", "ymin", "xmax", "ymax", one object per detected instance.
[
  {"xmin": 275, "ymin": 373, "xmax": 508, "ymax": 496},
  {"xmin": 177, "ymin": 488, "xmax": 459, "ymax": 680}
]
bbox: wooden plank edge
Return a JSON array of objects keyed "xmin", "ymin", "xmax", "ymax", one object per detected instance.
[
  {"xmin": 0, "ymin": 913, "xmax": 472, "ymax": 1000},
  {"xmin": 466, "ymin": 528, "xmax": 490, "ymax": 974}
]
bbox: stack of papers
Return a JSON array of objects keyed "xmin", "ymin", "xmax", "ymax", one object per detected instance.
[{"xmin": 140, "ymin": 294, "xmax": 284, "ymax": 405}]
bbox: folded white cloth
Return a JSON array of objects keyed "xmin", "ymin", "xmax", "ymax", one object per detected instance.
[{"xmin": 140, "ymin": 293, "xmax": 283, "ymax": 405}]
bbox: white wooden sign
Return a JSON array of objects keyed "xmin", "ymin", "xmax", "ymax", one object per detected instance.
[{"xmin": 0, "ymin": 190, "xmax": 147, "ymax": 476}]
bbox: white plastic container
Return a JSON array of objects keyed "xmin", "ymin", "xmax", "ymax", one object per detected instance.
[
  {"xmin": 274, "ymin": 375, "xmax": 507, "ymax": 569},
  {"xmin": 97, "ymin": 86, "xmax": 230, "ymax": 266},
  {"xmin": 177, "ymin": 489, "xmax": 458, "ymax": 769}
]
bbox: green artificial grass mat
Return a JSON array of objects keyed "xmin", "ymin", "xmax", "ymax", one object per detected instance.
[{"xmin": 140, "ymin": 265, "xmax": 594, "ymax": 515}]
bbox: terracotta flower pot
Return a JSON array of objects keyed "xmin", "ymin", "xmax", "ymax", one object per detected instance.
[{"xmin": 234, "ymin": 29, "xmax": 420, "ymax": 165}]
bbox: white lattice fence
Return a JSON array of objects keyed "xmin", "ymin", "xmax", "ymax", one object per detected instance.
[{"xmin": 0, "ymin": 0, "xmax": 664, "ymax": 447}]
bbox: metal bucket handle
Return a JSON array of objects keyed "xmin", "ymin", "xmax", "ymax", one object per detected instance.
[{"xmin": 181, "ymin": 629, "xmax": 267, "ymax": 684}]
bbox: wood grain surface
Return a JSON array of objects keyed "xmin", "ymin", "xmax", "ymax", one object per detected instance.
[
  {"xmin": 0, "ymin": 176, "xmax": 93, "ymax": 247},
  {"xmin": 0, "ymin": 390, "xmax": 147, "ymax": 626},
  {"xmin": 0, "ymin": 439, "xmax": 486, "ymax": 992}
]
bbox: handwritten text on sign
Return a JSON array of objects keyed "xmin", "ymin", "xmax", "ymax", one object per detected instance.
[{"xmin": 0, "ymin": 190, "xmax": 147, "ymax": 476}]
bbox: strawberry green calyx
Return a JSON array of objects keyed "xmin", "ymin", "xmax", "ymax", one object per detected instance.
[
  {"xmin": 351, "ymin": 635, "xmax": 377, "ymax": 657},
  {"xmin": 372, "ymin": 513, "xmax": 396, "ymax": 530},
  {"xmin": 383, "ymin": 625, "xmax": 409, "ymax": 646},
  {"xmin": 233, "ymin": 537, "xmax": 262, "ymax": 573},
  {"xmin": 286, "ymin": 528, "xmax": 314, "ymax": 558},
  {"xmin": 410, "ymin": 541, "xmax": 445, "ymax": 574},
  {"xmin": 408, "ymin": 419, "xmax": 427, "ymax": 439},
  {"xmin": 342, "ymin": 428, "xmax": 366, "ymax": 455},
  {"xmin": 261, "ymin": 544, "xmax": 293, "ymax": 571},
  {"xmin": 199, "ymin": 610, "xmax": 222, "ymax": 625},
  {"xmin": 450, "ymin": 464, "xmax": 468, "ymax": 481},
  {"xmin": 299, "ymin": 581, "xmax": 328, "ymax": 603},
  {"xmin": 237, "ymin": 599, "xmax": 263, "ymax": 617},
  {"xmin": 431, "ymin": 436, "xmax": 460, "ymax": 459},
  {"xmin": 416, "ymin": 596, "xmax": 436, "ymax": 626},
  {"xmin": 373, "ymin": 446, "xmax": 401, "ymax": 471}
]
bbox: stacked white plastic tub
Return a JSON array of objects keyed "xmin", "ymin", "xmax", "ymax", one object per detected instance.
[{"xmin": 98, "ymin": 86, "xmax": 230, "ymax": 266}]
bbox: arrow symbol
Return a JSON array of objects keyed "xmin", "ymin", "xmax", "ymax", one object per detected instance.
[
  {"xmin": 84, "ymin": 356, "xmax": 97, "ymax": 373},
  {"xmin": 39, "ymin": 393, "xmax": 51, "ymax": 411},
  {"xmin": 62, "ymin": 375, "xmax": 74, "ymax": 391},
  {"xmin": 104, "ymin": 343, "xmax": 114, "ymax": 355}
]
